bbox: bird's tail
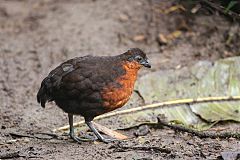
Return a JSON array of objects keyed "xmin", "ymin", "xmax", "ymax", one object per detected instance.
[{"xmin": 37, "ymin": 77, "xmax": 53, "ymax": 108}]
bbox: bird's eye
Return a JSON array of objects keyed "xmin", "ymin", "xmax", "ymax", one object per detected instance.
[{"xmin": 135, "ymin": 56, "xmax": 143, "ymax": 61}]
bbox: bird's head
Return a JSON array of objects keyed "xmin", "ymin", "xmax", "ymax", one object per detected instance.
[{"xmin": 121, "ymin": 48, "xmax": 151, "ymax": 69}]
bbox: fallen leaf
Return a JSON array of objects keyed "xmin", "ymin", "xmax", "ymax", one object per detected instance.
[
  {"xmin": 158, "ymin": 30, "xmax": 182, "ymax": 45},
  {"xmin": 133, "ymin": 35, "xmax": 145, "ymax": 42},
  {"xmin": 158, "ymin": 34, "xmax": 168, "ymax": 45},
  {"xmin": 167, "ymin": 30, "xmax": 182, "ymax": 40},
  {"xmin": 191, "ymin": 4, "xmax": 202, "ymax": 14},
  {"xmin": 93, "ymin": 122, "xmax": 128, "ymax": 140},
  {"xmin": 164, "ymin": 5, "xmax": 185, "ymax": 14},
  {"xmin": 119, "ymin": 14, "xmax": 129, "ymax": 22}
]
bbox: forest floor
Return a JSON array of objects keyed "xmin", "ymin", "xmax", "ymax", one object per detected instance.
[{"xmin": 0, "ymin": 0, "xmax": 239, "ymax": 159}]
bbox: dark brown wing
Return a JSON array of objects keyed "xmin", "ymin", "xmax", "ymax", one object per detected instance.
[
  {"xmin": 37, "ymin": 55, "xmax": 125, "ymax": 109},
  {"xmin": 36, "ymin": 56, "xmax": 91, "ymax": 107}
]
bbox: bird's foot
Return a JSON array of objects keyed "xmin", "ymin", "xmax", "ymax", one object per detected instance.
[
  {"xmin": 81, "ymin": 133, "xmax": 98, "ymax": 141},
  {"xmin": 69, "ymin": 133, "xmax": 95, "ymax": 143}
]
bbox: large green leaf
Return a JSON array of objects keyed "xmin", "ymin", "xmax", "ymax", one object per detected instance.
[
  {"xmin": 191, "ymin": 102, "xmax": 240, "ymax": 122},
  {"xmin": 136, "ymin": 57, "xmax": 240, "ymax": 127},
  {"xmin": 136, "ymin": 58, "xmax": 240, "ymax": 102}
]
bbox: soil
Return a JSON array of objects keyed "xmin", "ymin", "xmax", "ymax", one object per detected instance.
[{"xmin": 0, "ymin": 0, "xmax": 239, "ymax": 159}]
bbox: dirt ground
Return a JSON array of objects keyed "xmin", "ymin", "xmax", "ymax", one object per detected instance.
[{"xmin": 0, "ymin": 0, "xmax": 240, "ymax": 159}]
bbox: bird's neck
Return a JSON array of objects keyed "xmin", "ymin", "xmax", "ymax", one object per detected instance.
[
  {"xmin": 122, "ymin": 60, "xmax": 142, "ymax": 70},
  {"xmin": 120, "ymin": 61, "xmax": 140, "ymax": 86}
]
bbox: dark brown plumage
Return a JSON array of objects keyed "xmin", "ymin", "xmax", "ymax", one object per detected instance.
[{"xmin": 37, "ymin": 48, "xmax": 151, "ymax": 143}]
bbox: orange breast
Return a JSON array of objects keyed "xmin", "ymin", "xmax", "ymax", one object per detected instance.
[{"xmin": 101, "ymin": 61, "xmax": 141, "ymax": 112}]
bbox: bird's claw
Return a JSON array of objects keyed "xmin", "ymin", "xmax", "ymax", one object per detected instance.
[
  {"xmin": 70, "ymin": 134, "xmax": 94, "ymax": 143},
  {"xmin": 70, "ymin": 132, "xmax": 118, "ymax": 143},
  {"xmin": 79, "ymin": 132, "xmax": 99, "ymax": 141}
]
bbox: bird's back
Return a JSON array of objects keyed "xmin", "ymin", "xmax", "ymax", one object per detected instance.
[{"xmin": 37, "ymin": 55, "xmax": 135, "ymax": 119}]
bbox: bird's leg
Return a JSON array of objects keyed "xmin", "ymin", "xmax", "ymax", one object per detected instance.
[
  {"xmin": 85, "ymin": 121, "xmax": 116, "ymax": 143},
  {"xmin": 68, "ymin": 113, "xmax": 93, "ymax": 143}
]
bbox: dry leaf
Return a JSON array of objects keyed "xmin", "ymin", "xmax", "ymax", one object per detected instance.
[
  {"xmin": 164, "ymin": 5, "xmax": 185, "ymax": 14},
  {"xmin": 133, "ymin": 35, "xmax": 145, "ymax": 42},
  {"xmin": 158, "ymin": 34, "xmax": 168, "ymax": 45},
  {"xmin": 178, "ymin": 20, "xmax": 190, "ymax": 31},
  {"xmin": 93, "ymin": 122, "xmax": 128, "ymax": 140},
  {"xmin": 167, "ymin": 30, "xmax": 182, "ymax": 40},
  {"xmin": 191, "ymin": 4, "xmax": 202, "ymax": 14},
  {"xmin": 119, "ymin": 14, "xmax": 129, "ymax": 22},
  {"xmin": 158, "ymin": 30, "xmax": 182, "ymax": 45}
]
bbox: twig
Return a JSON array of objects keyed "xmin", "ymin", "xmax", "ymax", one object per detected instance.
[
  {"xmin": 157, "ymin": 117, "xmax": 240, "ymax": 139},
  {"xmin": 110, "ymin": 143, "xmax": 171, "ymax": 154},
  {"xmin": 9, "ymin": 132, "xmax": 59, "ymax": 140},
  {"xmin": 201, "ymin": 0, "xmax": 240, "ymax": 20},
  {"xmin": 54, "ymin": 96, "xmax": 240, "ymax": 132},
  {"xmin": 93, "ymin": 122, "xmax": 128, "ymax": 140},
  {"xmin": 35, "ymin": 132, "xmax": 59, "ymax": 138}
]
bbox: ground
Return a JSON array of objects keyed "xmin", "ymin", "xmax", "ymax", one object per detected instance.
[{"xmin": 0, "ymin": 0, "xmax": 239, "ymax": 159}]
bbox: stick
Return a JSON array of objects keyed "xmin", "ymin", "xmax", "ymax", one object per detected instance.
[
  {"xmin": 110, "ymin": 143, "xmax": 171, "ymax": 154},
  {"xmin": 9, "ymin": 132, "xmax": 59, "ymax": 140},
  {"xmin": 54, "ymin": 96, "xmax": 240, "ymax": 132},
  {"xmin": 93, "ymin": 122, "xmax": 128, "ymax": 140},
  {"xmin": 157, "ymin": 117, "xmax": 240, "ymax": 139}
]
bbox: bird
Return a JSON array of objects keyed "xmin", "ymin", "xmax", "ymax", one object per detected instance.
[{"xmin": 37, "ymin": 48, "xmax": 151, "ymax": 143}]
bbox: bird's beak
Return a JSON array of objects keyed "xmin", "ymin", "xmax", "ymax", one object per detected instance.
[{"xmin": 140, "ymin": 59, "xmax": 151, "ymax": 68}]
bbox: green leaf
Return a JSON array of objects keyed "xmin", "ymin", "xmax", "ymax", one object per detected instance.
[
  {"xmin": 225, "ymin": 1, "xmax": 238, "ymax": 13},
  {"xmin": 191, "ymin": 101, "xmax": 240, "ymax": 122},
  {"xmin": 135, "ymin": 57, "xmax": 240, "ymax": 130}
]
